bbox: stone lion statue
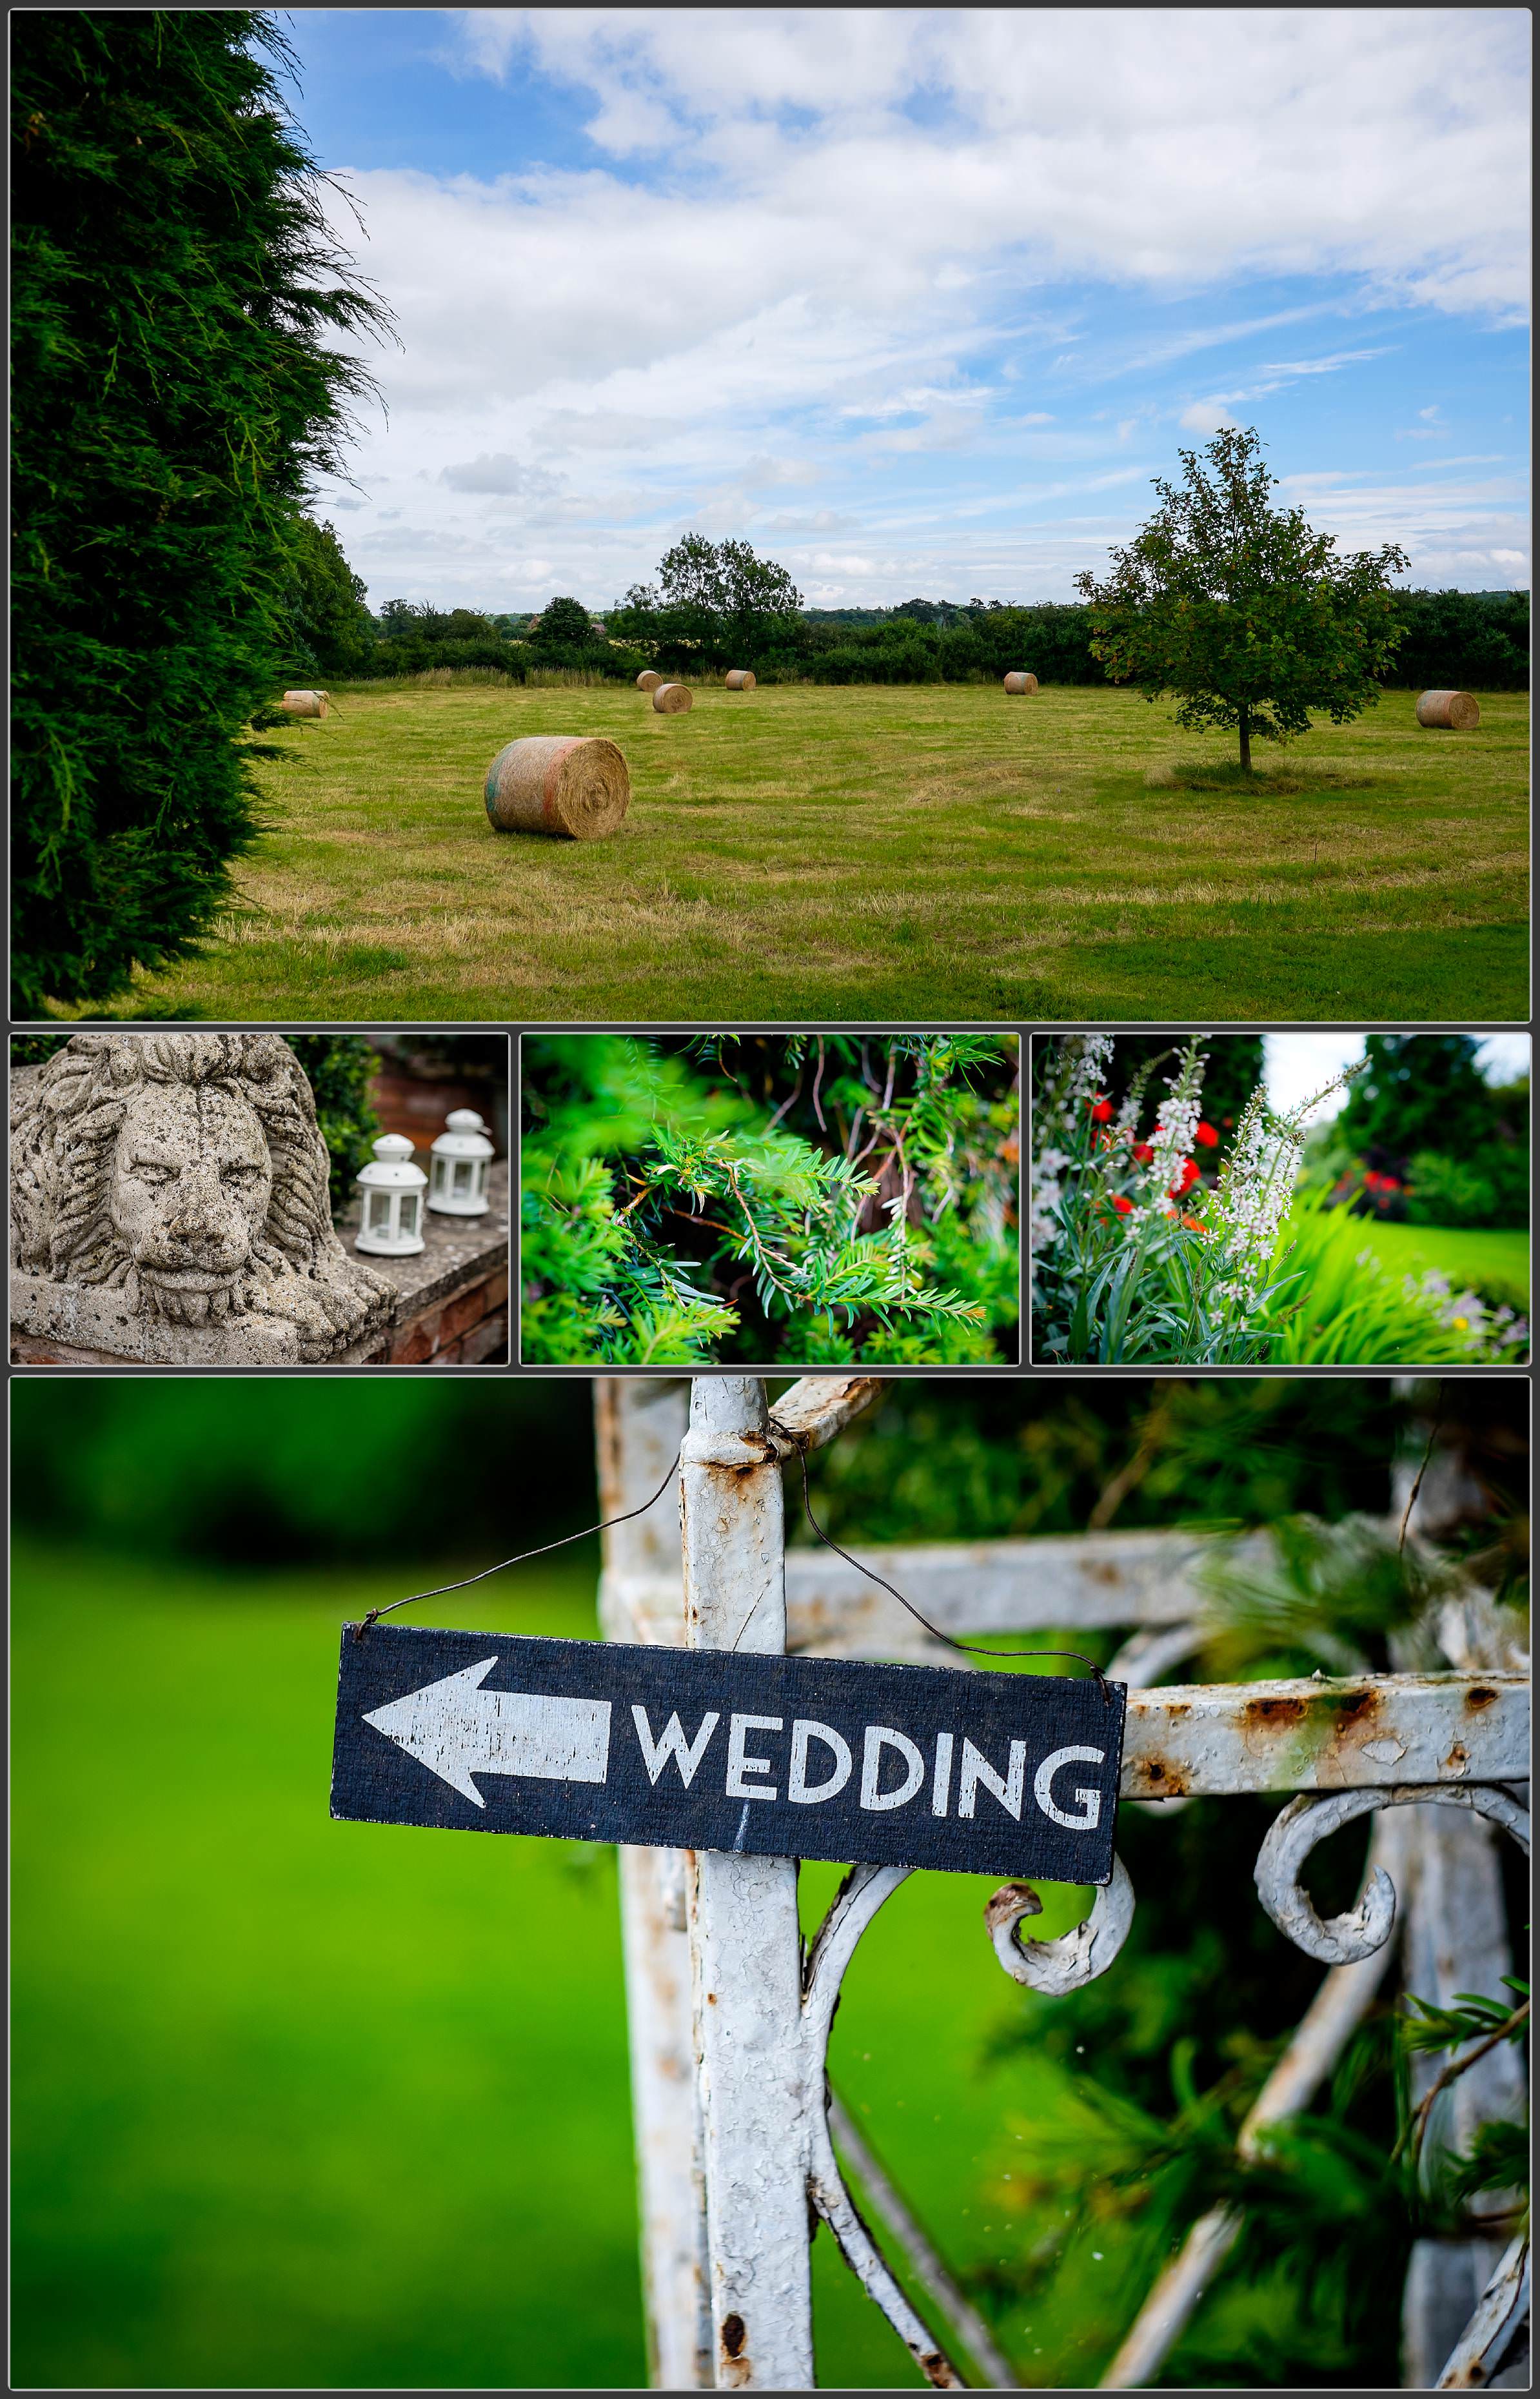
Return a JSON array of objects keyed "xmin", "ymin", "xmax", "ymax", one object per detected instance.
[{"xmin": 10, "ymin": 1033, "xmax": 393, "ymax": 1360}]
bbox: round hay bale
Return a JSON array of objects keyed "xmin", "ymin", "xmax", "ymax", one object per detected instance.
[
  {"xmin": 636, "ymin": 669, "xmax": 662, "ymax": 692},
  {"xmin": 483, "ymin": 735, "xmax": 629, "ymax": 840},
  {"xmin": 724, "ymin": 669, "xmax": 756, "ymax": 691},
  {"xmin": 281, "ymin": 689, "xmax": 330, "ymax": 718},
  {"xmin": 1416, "ymin": 689, "xmax": 1480, "ymax": 731},
  {"xmin": 1002, "ymin": 671, "xmax": 1038, "ymax": 696},
  {"xmin": 652, "ymin": 682, "xmax": 693, "ymax": 715}
]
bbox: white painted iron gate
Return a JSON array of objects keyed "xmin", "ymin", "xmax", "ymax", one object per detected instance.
[{"xmin": 595, "ymin": 1376, "xmax": 1530, "ymax": 2392}]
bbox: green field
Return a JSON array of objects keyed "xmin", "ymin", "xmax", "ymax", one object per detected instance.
[
  {"xmin": 14, "ymin": 1546, "xmax": 1134, "ymax": 2393},
  {"xmin": 1345, "ymin": 1218, "xmax": 1530, "ymax": 1305},
  {"xmin": 91, "ymin": 681, "xmax": 1528, "ymax": 1024}
]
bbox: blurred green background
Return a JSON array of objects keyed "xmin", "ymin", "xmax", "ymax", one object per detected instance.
[{"xmin": 11, "ymin": 1376, "xmax": 1527, "ymax": 2389}]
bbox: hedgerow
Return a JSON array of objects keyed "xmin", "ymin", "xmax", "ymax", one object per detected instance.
[{"xmin": 344, "ymin": 586, "xmax": 1527, "ymax": 693}]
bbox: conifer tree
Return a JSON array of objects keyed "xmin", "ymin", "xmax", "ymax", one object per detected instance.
[{"xmin": 12, "ymin": 11, "xmax": 388, "ymax": 1012}]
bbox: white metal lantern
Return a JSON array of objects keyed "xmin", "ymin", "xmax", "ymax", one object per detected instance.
[
  {"xmin": 355, "ymin": 1133, "xmax": 427, "ymax": 1256},
  {"xmin": 428, "ymin": 1108, "xmax": 494, "ymax": 1218}
]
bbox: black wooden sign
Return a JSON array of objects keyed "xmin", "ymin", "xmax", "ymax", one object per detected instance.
[{"xmin": 331, "ymin": 1625, "xmax": 1126, "ymax": 1883}]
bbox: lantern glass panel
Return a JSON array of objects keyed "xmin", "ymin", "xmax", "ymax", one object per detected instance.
[
  {"xmin": 368, "ymin": 1192, "xmax": 391, "ymax": 1232},
  {"xmin": 453, "ymin": 1160, "xmax": 473, "ymax": 1194},
  {"xmin": 399, "ymin": 1195, "xmax": 419, "ymax": 1236}
]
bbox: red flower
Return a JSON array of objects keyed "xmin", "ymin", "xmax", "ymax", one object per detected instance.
[
  {"xmin": 1168, "ymin": 1158, "xmax": 1201, "ymax": 1197},
  {"xmin": 1194, "ymin": 1120, "xmax": 1219, "ymax": 1149},
  {"xmin": 1111, "ymin": 1194, "xmax": 1134, "ymax": 1215},
  {"xmin": 1132, "ymin": 1140, "xmax": 1154, "ymax": 1163},
  {"xmin": 1090, "ymin": 1097, "xmax": 1113, "ymax": 1121}
]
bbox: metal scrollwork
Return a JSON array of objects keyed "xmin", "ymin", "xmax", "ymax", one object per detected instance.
[
  {"xmin": 800, "ymin": 1866, "xmax": 969, "ymax": 2389},
  {"xmin": 984, "ymin": 1853, "xmax": 1137, "ymax": 1995},
  {"xmin": 1256, "ymin": 1783, "xmax": 1531, "ymax": 1965}
]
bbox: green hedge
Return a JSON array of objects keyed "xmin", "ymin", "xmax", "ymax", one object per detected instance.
[
  {"xmin": 11, "ymin": 12, "xmax": 384, "ymax": 1017},
  {"xmin": 370, "ymin": 591, "xmax": 1526, "ymax": 692}
]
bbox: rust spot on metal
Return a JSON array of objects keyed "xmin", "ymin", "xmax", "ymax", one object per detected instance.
[
  {"xmin": 984, "ymin": 1882, "xmax": 1041, "ymax": 1937},
  {"xmin": 1443, "ymin": 1741, "xmax": 1471, "ymax": 1775},
  {"xmin": 707, "ymin": 1991, "xmax": 717, "ymax": 2004},
  {"xmin": 1328, "ymin": 1688, "xmax": 1379, "ymax": 1730},
  {"xmin": 1085, "ymin": 1562, "xmax": 1125, "ymax": 1587},
  {"xmin": 1465, "ymin": 1685, "xmax": 1498, "ymax": 1711},
  {"xmin": 720, "ymin": 2313, "xmax": 746, "ymax": 2360},
  {"xmin": 1244, "ymin": 1695, "xmax": 1308, "ymax": 1729},
  {"xmin": 1137, "ymin": 1758, "xmax": 1189, "ymax": 1796},
  {"xmin": 1165, "ymin": 1703, "xmax": 1190, "ymax": 1720}
]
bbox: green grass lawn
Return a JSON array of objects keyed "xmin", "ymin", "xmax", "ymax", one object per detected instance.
[
  {"xmin": 1343, "ymin": 1218, "xmax": 1530, "ymax": 1306},
  {"xmin": 87, "ymin": 680, "xmax": 1528, "ymax": 1023},
  {"xmin": 13, "ymin": 1545, "xmax": 1116, "ymax": 2392}
]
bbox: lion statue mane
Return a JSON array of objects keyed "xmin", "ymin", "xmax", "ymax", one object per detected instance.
[{"xmin": 10, "ymin": 1033, "xmax": 394, "ymax": 1360}]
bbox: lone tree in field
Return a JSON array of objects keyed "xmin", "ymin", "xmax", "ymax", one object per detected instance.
[
  {"xmin": 12, "ymin": 11, "xmax": 389, "ymax": 1014},
  {"xmin": 1074, "ymin": 428, "xmax": 1408, "ymax": 772}
]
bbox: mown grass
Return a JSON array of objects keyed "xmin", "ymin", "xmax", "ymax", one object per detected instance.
[
  {"xmin": 12, "ymin": 1545, "xmax": 1116, "ymax": 2392},
  {"xmin": 1342, "ymin": 1218, "xmax": 1530, "ymax": 1307},
  {"xmin": 80, "ymin": 682, "xmax": 1527, "ymax": 1024}
]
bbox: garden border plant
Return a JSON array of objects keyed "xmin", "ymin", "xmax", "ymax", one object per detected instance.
[{"xmin": 1032, "ymin": 1036, "xmax": 1529, "ymax": 1367}]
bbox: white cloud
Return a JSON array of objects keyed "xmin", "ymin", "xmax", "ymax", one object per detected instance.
[
  {"xmin": 439, "ymin": 454, "xmax": 567, "ymax": 497},
  {"xmin": 1256, "ymin": 348, "xmax": 1395, "ymax": 378},
  {"xmin": 307, "ymin": 6, "xmax": 1530, "ymax": 600},
  {"xmin": 1180, "ymin": 400, "xmax": 1238, "ymax": 434}
]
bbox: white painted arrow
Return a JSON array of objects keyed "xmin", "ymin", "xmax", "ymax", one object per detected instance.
[{"xmin": 362, "ymin": 1657, "xmax": 611, "ymax": 1808}]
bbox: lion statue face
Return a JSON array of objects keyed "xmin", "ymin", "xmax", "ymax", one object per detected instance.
[
  {"xmin": 11, "ymin": 1033, "xmax": 393, "ymax": 1359},
  {"xmin": 108, "ymin": 1080, "xmax": 275, "ymax": 1326}
]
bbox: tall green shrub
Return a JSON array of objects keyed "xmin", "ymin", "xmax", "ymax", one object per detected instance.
[
  {"xmin": 1338, "ymin": 1035, "xmax": 1518, "ymax": 1158},
  {"xmin": 12, "ymin": 12, "xmax": 387, "ymax": 1014},
  {"xmin": 281, "ymin": 515, "xmax": 376, "ymax": 678}
]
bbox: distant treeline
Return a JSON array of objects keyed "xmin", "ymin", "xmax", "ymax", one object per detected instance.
[{"xmin": 297, "ymin": 544, "xmax": 1529, "ymax": 693}]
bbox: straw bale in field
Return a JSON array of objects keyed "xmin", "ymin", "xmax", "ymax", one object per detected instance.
[
  {"xmin": 636, "ymin": 669, "xmax": 662, "ymax": 691},
  {"xmin": 281, "ymin": 689, "xmax": 330, "ymax": 718},
  {"xmin": 1416, "ymin": 689, "xmax": 1480, "ymax": 730},
  {"xmin": 724, "ymin": 669, "xmax": 756, "ymax": 691},
  {"xmin": 1002, "ymin": 672, "xmax": 1038, "ymax": 696},
  {"xmin": 483, "ymin": 735, "xmax": 630, "ymax": 840},
  {"xmin": 652, "ymin": 682, "xmax": 693, "ymax": 714}
]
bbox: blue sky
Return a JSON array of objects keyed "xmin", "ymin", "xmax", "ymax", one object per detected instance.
[{"xmin": 272, "ymin": 7, "xmax": 1531, "ymax": 611}]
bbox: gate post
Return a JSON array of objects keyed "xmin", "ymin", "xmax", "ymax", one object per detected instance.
[
  {"xmin": 595, "ymin": 1379, "xmax": 712, "ymax": 2390},
  {"xmin": 681, "ymin": 1376, "xmax": 816, "ymax": 2391}
]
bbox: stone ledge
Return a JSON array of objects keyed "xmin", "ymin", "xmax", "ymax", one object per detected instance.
[{"xmin": 339, "ymin": 1157, "xmax": 509, "ymax": 1321}]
